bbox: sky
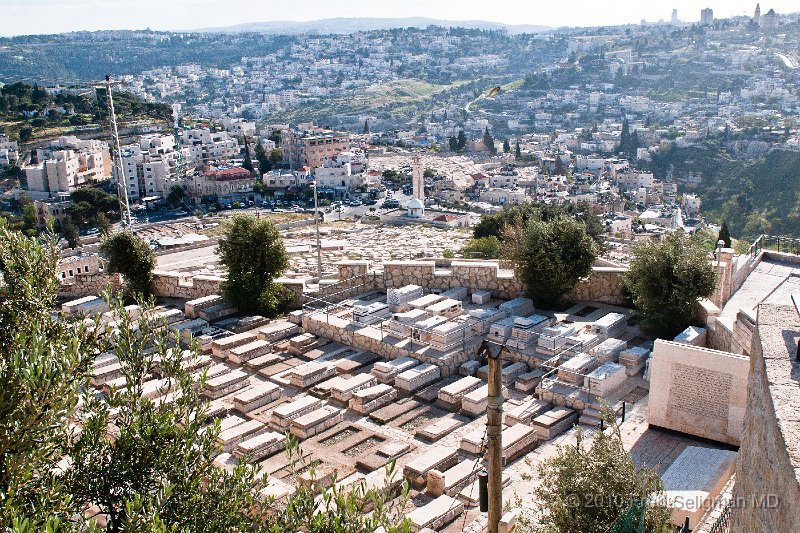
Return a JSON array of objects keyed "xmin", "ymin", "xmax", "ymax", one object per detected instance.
[{"xmin": 2, "ymin": 0, "xmax": 797, "ymax": 36}]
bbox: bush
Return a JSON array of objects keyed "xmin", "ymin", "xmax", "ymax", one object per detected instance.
[
  {"xmin": 624, "ymin": 230, "xmax": 716, "ymax": 337},
  {"xmin": 217, "ymin": 214, "xmax": 289, "ymax": 315},
  {"xmin": 530, "ymin": 407, "xmax": 672, "ymax": 533},
  {"xmin": 504, "ymin": 217, "xmax": 597, "ymax": 308},
  {"xmin": 461, "ymin": 236, "xmax": 501, "ymax": 259},
  {"xmin": 100, "ymin": 231, "xmax": 156, "ymax": 298}
]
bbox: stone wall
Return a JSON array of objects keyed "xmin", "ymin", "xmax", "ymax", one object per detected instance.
[
  {"xmin": 59, "ymin": 272, "xmax": 123, "ymax": 298},
  {"xmin": 565, "ymin": 267, "xmax": 627, "ymax": 304},
  {"xmin": 730, "ymin": 304, "xmax": 800, "ymax": 533},
  {"xmin": 648, "ymin": 339, "xmax": 749, "ymax": 446},
  {"xmin": 150, "ymin": 270, "xmax": 224, "ymax": 300}
]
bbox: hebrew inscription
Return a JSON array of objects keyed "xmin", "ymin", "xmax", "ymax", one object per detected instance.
[{"xmin": 667, "ymin": 363, "xmax": 732, "ymax": 434}]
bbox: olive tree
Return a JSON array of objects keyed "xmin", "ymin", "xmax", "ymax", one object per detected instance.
[
  {"xmin": 528, "ymin": 408, "xmax": 672, "ymax": 533},
  {"xmin": 218, "ymin": 214, "xmax": 290, "ymax": 316},
  {"xmin": 624, "ymin": 230, "xmax": 716, "ymax": 337},
  {"xmin": 504, "ymin": 216, "xmax": 597, "ymax": 308},
  {"xmin": 100, "ymin": 231, "xmax": 156, "ymax": 297}
]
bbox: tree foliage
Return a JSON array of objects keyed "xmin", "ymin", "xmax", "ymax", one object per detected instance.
[
  {"xmin": 717, "ymin": 221, "xmax": 731, "ymax": 248},
  {"xmin": 218, "ymin": 215, "xmax": 290, "ymax": 315},
  {"xmin": 0, "ymin": 220, "xmax": 102, "ymax": 525},
  {"xmin": 503, "ymin": 216, "xmax": 597, "ymax": 308},
  {"xmin": 530, "ymin": 408, "xmax": 672, "ymax": 533},
  {"xmin": 100, "ymin": 231, "xmax": 156, "ymax": 298},
  {"xmin": 474, "ymin": 201, "xmax": 605, "ymax": 250},
  {"xmin": 460, "ymin": 236, "xmax": 502, "ymax": 259},
  {"xmin": 624, "ymin": 230, "xmax": 716, "ymax": 337}
]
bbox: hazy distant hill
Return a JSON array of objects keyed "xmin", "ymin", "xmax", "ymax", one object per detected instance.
[{"xmin": 193, "ymin": 17, "xmax": 550, "ymax": 35}]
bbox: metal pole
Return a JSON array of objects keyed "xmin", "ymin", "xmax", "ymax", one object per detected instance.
[
  {"xmin": 106, "ymin": 75, "xmax": 132, "ymax": 229},
  {"xmin": 487, "ymin": 351, "xmax": 503, "ymax": 533},
  {"xmin": 314, "ymin": 181, "xmax": 322, "ymax": 279}
]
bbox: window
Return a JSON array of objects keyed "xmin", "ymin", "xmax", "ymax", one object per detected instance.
[{"xmin": 68, "ymin": 270, "xmax": 73, "ymax": 276}]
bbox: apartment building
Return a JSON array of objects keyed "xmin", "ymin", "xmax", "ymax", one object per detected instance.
[
  {"xmin": 115, "ymin": 134, "xmax": 187, "ymax": 201},
  {"xmin": 187, "ymin": 166, "xmax": 254, "ymax": 203},
  {"xmin": 23, "ymin": 136, "xmax": 111, "ymax": 199},
  {"xmin": 182, "ymin": 128, "xmax": 239, "ymax": 163},
  {"xmin": 286, "ymin": 126, "xmax": 349, "ymax": 170}
]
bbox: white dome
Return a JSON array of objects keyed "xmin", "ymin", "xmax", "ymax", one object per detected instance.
[{"xmin": 407, "ymin": 198, "xmax": 424, "ymax": 209}]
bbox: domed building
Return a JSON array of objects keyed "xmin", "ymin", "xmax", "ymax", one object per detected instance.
[{"xmin": 407, "ymin": 197, "xmax": 424, "ymax": 218}]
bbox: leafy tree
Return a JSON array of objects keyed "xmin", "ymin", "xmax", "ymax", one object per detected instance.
[
  {"xmin": 423, "ymin": 168, "xmax": 435, "ymax": 179},
  {"xmin": 68, "ymin": 188, "xmax": 119, "ymax": 228},
  {"xmin": 503, "ymin": 139, "xmax": 511, "ymax": 153},
  {"xmin": 503, "ymin": 216, "xmax": 597, "ymax": 308},
  {"xmin": 624, "ymin": 230, "xmax": 716, "ymax": 337},
  {"xmin": 474, "ymin": 202, "xmax": 605, "ymax": 250},
  {"xmin": 21, "ymin": 203, "xmax": 37, "ymax": 236},
  {"xmin": 167, "ymin": 185, "xmax": 187, "ymax": 207},
  {"xmin": 0, "ymin": 220, "xmax": 102, "ymax": 525},
  {"xmin": 363, "ymin": 119, "xmax": 369, "ymax": 134},
  {"xmin": 717, "ymin": 221, "xmax": 731, "ymax": 248},
  {"xmin": 531, "ymin": 408, "xmax": 672, "ymax": 533},
  {"xmin": 100, "ymin": 231, "xmax": 156, "ymax": 297},
  {"xmin": 448, "ymin": 135, "xmax": 458, "ymax": 152},
  {"xmin": 618, "ymin": 118, "xmax": 630, "ymax": 155},
  {"xmin": 18, "ymin": 127, "xmax": 32, "ymax": 143},
  {"xmin": 95, "ymin": 212, "xmax": 112, "ymax": 236},
  {"xmin": 255, "ymin": 142, "xmax": 271, "ymax": 175},
  {"xmin": 482, "ymin": 127, "xmax": 496, "ymax": 155},
  {"xmin": 268, "ymin": 129, "xmax": 282, "ymax": 145},
  {"xmin": 217, "ymin": 214, "xmax": 290, "ymax": 315},
  {"xmin": 456, "ymin": 130, "xmax": 467, "ymax": 151},
  {"xmin": 62, "ymin": 217, "xmax": 80, "ymax": 248},
  {"xmin": 515, "ymin": 141, "xmax": 522, "ymax": 159},
  {"xmin": 554, "ymin": 156, "xmax": 564, "ymax": 175},
  {"xmin": 242, "ymin": 139, "xmax": 254, "ymax": 172},
  {"xmin": 269, "ymin": 148, "xmax": 283, "ymax": 165},
  {"xmin": 461, "ymin": 236, "xmax": 502, "ymax": 259}
]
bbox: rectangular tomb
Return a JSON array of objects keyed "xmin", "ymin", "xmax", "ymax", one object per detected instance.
[
  {"xmin": 257, "ymin": 321, "xmax": 300, "ymax": 343},
  {"xmin": 217, "ymin": 419, "xmax": 266, "ymax": 452},
  {"xmin": 584, "ymin": 362, "xmax": 627, "ymax": 395},
  {"xmin": 227, "ymin": 339, "xmax": 271, "ymax": 364},
  {"xmin": 557, "ymin": 353, "xmax": 598, "ymax": 384},
  {"xmin": 438, "ymin": 376, "xmax": 483, "ymax": 411},
  {"xmin": 471, "ymin": 289, "xmax": 492, "ymax": 305},
  {"xmin": 329, "ymin": 373, "xmax": 378, "ymax": 403},
  {"xmin": 460, "ymin": 384, "xmax": 509, "ymax": 417},
  {"xmin": 205, "ymin": 368, "xmax": 250, "ymax": 399},
  {"xmin": 348, "ymin": 383, "xmax": 398, "ymax": 414},
  {"xmin": 531, "ymin": 407, "xmax": 577, "ymax": 440},
  {"xmin": 589, "ymin": 337, "xmax": 627, "ymax": 364},
  {"xmin": 233, "ymin": 430, "xmax": 284, "ymax": 461},
  {"xmin": 407, "ymin": 494, "xmax": 464, "ymax": 532},
  {"xmin": 425, "ymin": 298, "xmax": 463, "ymax": 319},
  {"xmin": 232, "ymin": 381, "xmax": 282, "ymax": 413},
  {"xmin": 271, "ymin": 396, "xmax": 323, "ymax": 432},
  {"xmin": 505, "ymin": 398, "xmax": 551, "ymax": 426},
  {"xmin": 403, "ymin": 446, "xmax": 459, "ymax": 489},
  {"xmin": 211, "ymin": 333, "xmax": 257, "ymax": 358},
  {"xmin": 372, "ymin": 356, "xmax": 419, "ymax": 384},
  {"xmin": 289, "ymin": 406, "xmax": 343, "ymax": 439},
  {"xmin": 395, "ymin": 363, "xmax": 441, "ymax": 393}
]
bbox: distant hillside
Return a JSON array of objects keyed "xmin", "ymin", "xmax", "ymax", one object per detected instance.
[
  {"xmin": 649, "ymin": 140, "xmax": 800, "ymax": 240},
  {"xmin": 193, "ymin": 17, "xmax": 550, "ymax": 35}
]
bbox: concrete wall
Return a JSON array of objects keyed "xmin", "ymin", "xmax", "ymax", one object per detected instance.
[
  {"xmin": 648, "ymin": 339, "xmax": 749, "ymax": 446},
  {"xmin": 730, "ymin": 304, "xmax": 800, "ymax": 533}
]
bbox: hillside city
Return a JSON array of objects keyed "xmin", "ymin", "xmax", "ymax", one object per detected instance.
[{"xmin": 1, "ymin": 4, "xmax": 800, "ymax": 533}]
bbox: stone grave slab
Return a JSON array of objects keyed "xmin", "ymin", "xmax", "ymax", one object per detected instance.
[
  {"xmin": 515, "ymin": 370, "xmax": 545, "ymax": 393},
  {"xmin": 403, "ymin": 446, "xmax": 459, "ymax": 489},
  {"xmin": 335, "ymin": 351, "xmax": 380, "ymax": 374},
  {"xmin": 368, "ymin": 396, "xmax": 421, "ymax": 424},
  {"xmin": 416, "ymin": 417, "xmax": 463, "ymax": 442},
  {"xmin": 233, "ymin": 430, "xmax": 284, "ymax": 461},
  {"xmin": 244, "ymin": 352, "xmax": 283, "ymax": 371},
  {"xmin": 217, "ymin": 419, "xmax": 266, "ymax": 452},
  {"xmin": 408, "ymin": 494, "xmax": 464, "ymax": 532},
  {"xmin": 349, "ymin": 383, "xmax": 398, "ymax": 414},
  {"xmin": 232, "ymin": 381, "xmax": 282, "ymax": 414},
  {"xmin": 531, "ymin": 407, "xmax": 577, "ymax": 440},
  {"xmin": 414, "ymin": 375, "xmax": 460, "ymax": 403},
  {"xmin": 504, "ymin": 398, "xmax": 551, "ymax": 426},
  {"xmin": 438, "ymin": 375, "xmax": 483, "ymax": 411}
]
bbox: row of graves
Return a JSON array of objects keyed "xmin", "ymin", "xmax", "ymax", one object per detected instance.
[{"xmin": 65, "ymin": 284, "xmax": 663, "ymax": 533}]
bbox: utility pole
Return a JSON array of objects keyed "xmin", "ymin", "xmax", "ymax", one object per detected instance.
[
  {"xmin": 105, "ymin": 75, "xmax": 132, "ymax": 229},
  {"xmin": 313, "ymin": 180, "xmax": 322, "ymax": 279},
  {"xmin": 480, "ymin": 340, "xmax": 506, "ymax": 533}
]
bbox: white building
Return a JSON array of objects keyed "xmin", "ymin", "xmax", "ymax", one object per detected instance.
[
  {"xmin": 182, "ymin": 128, "xmax": 239, "ymax": 164},
  {"xmin": 0, "ymin": 135, "xmax": 19, "ymax": 167},
  {"xmin": 23, "ymin": 137, "xmax": 111, "ymax": 199}
]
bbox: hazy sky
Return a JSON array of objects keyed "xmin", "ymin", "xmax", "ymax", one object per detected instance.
[{"xmin": 2, "ymin": 0, "xmax": 797, "ymax": 36}]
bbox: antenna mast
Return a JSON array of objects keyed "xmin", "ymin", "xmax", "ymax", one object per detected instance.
[{"xmin": 105, "ymin": 75, "xmax": 133, "ymax": 229}]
